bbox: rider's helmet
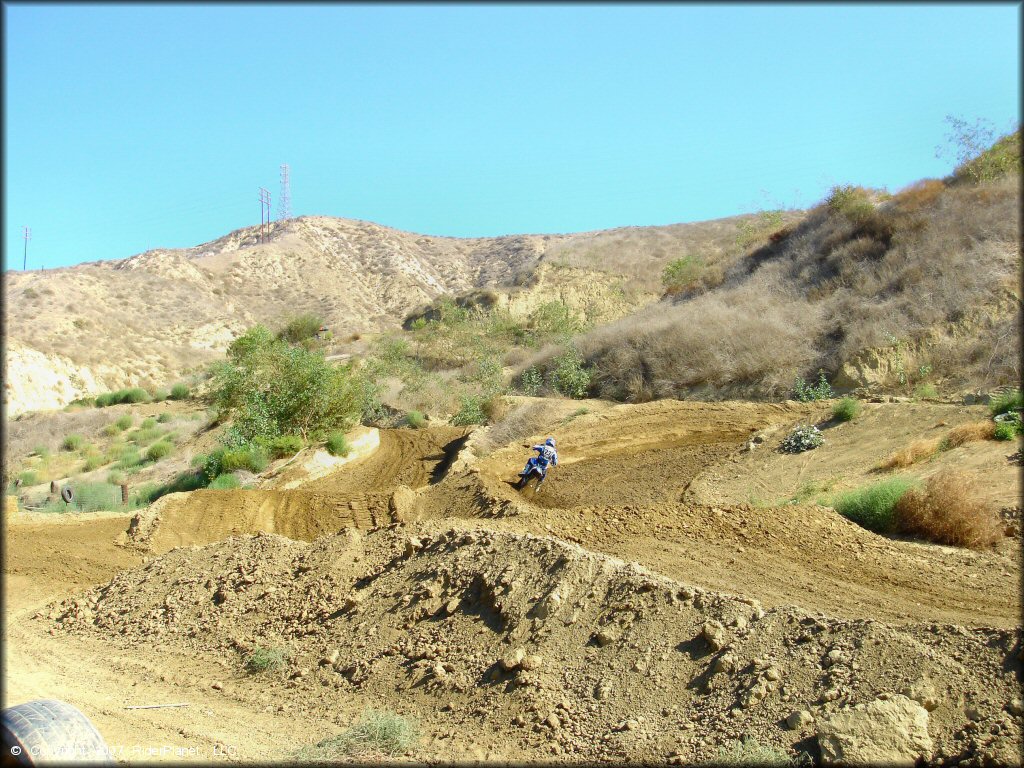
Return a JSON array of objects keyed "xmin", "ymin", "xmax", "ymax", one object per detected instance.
[{"xmin": 545, "ymin": 437, "xmax": 556, "ymax": 447}]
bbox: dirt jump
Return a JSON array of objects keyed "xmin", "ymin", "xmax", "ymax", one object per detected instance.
[{"xmin": 4, "ymin": 399, "xmax": 1021, "ymax": 764}]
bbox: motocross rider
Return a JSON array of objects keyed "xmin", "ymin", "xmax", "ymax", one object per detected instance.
[{"xmin": 521, "ymin": 437, "xmax": 558, "ymax": 488}]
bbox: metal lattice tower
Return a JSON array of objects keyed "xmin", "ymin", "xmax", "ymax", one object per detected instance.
[
  {"xmin": 278, "ymin": 164, "xmax": 292, "ymax": 221},
  {"xmin": 258, "ymin": 187, "xmax": 271, "ymax": 243},
  {"xmin": 22, "ymin": 227, "xmax": 31, "ymax": 270}
]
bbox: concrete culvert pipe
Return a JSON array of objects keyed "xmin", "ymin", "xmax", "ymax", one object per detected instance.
[{"xmin": 1, "ymin": 699, "xmax": 113, "ymax": 764}]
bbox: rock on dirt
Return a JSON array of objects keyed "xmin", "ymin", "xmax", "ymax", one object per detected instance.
[{"xmin": 817, "ymin": 694, "xmax": 932, "ymax": 765}]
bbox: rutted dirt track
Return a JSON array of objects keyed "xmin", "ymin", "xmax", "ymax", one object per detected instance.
[{"xmin": 4, "ymin": 399, "xmax": 1022, "ymax": 764}]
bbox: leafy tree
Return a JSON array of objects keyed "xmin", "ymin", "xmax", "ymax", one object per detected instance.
[{"xmin": 209, "ymin": 325, "xmax": 364, "ymax": 443}]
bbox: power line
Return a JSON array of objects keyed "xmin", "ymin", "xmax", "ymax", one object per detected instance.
[{"xmin": 22, "ymin": 227, "xmax": 31, "ymax": 270}]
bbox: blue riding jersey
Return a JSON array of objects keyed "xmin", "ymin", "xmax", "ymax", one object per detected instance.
[{"xmin": 531, "ymin": 444, "xmax": 558, "ymax": 470}]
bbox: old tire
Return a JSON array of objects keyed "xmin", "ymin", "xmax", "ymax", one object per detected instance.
[
  {"xmin": 60, "ymin": 487, "xmax": 74, "ymax": 504},
  {"xmin": 1, "ymin": 699, "xmax": 112, "ymax": 764}
]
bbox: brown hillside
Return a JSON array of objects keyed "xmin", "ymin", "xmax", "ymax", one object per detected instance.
[{"xmin": 3, "ymin": 212, "xmax": 780, "ymax": 415}]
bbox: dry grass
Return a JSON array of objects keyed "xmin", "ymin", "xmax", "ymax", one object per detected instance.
[
  {"xmin": 474, "ymin": 399, "xmax": 575, "ymax": 456},
  {"xmin": 895, "ymin": 468, "xmax": 1002, "ymax": 548},
  {"xmin": 877, "ymin": 438, "xmax": 944, "ymax": 471},
  {"xmin": 943, "ymin": 419, "xmax": 996, "ymax": 447},
  {"xmin": 565, "ymin": 172, "xmax": 1019, "ymax": 400},
  {"xmin": 878, "ymin": 420, "xmax": 997, "ymax": 470}
]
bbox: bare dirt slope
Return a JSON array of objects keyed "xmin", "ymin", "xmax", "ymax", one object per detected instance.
[{"xmin": 4, "ymin": 399, "xmax": 1021, "ymax": 765}]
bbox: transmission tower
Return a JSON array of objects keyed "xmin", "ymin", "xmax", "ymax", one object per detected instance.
[
  {"xmin": 22, "ymin": 227, "xmax": 31, "ymax": 270},
  {"xmin": 278, "ymin": 164, "xmax": 292, "ymax": 221},
  {"xmin": 258, "ymin": 187, "xmax": 272, "ymax": 243}
]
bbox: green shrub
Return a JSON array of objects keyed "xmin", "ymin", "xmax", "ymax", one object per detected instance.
[
  {"xmin": 115, "ymin": 414, "xmax": 134, "ymax": 430},
  {"xmin": 277, "ymin": 313, "xmax": 324, "ymax": 344},
  {"xmin": 406, "ymin": 410, "xmax": 426, "ymax": 429},
  {"xmin": 826, "ymin": 184, "xmax": 876, "ymax": 223},
  {"xmin": 157, "ymin": 413, "xmax": 172, "ymax": 423},
  {"xmin": 990, "ymin": 388, "xmax": 1022, "ymax": 417},
  {"xmin": 169, "ymin": 382, "xmax": 190, "ymax": 400},
  {"xmin": 116, "ymin": 449, "xmax": 144, "ymax": 470},
  {"xmin": 530, "ymin": 300, "xmax": 584, "ymax": 337},
  {"xmin": 832, "ymin": 477, "xmax": 917, "ymax": 533},
  {"xmin": 518, "ymin": 366, "xmax": 543, "ymax": 396},
  {"xmin": 128, "ymin": 427, "xmax": 163, "ymax": 445},
  {"xmin": 32, "ymin": 445, "xmax": 50, "ymax": 459},
  {"xmin": 711, "ymin": 737, "xmax": 796, "ymax": 766},
  {"xmin": 220, "ymin": 447, "xmax": 269, "ymax": 474},
  {"xmin": 549, "ymin": 346, "xmax": 591, "ymax": 399},
  {"xmin": 208, "ymin": 473, "xmax": 241, "ymax": 490},
  {"xmin": 994, "ymin": 421, "xmax": 1019, "ymax": 441},
  {"xmin": 18, "ymin": 471, "xmax": 39, "ymax": 486},
  {"xmin": 661, "ymin": 255, "xmax": 704, "ymax": 294},
  {"xmin": 326, "ymin": 431, "xmax": 351, "ymax": 456},
  {"xmin": 139, "ymin": 417, "xmax": 156, "ymax": 429},
  {"xmin": 41, "ymin": 481, "xmax": 123, "ymax": 513},
  {"xmin": 914, "ymin": 383, "xmax": 939, "ymax": 399},
  {"xmin": 452, "ymin": 394, "xmax": 486, "ymax": 426},
  {"xmin": 95, "ymin": 388, "xmax": 150, "ymax": 407},
  {"xmin": 831, "ymin": 397, "xmax": 861, "ymax": 422},
  {"xmin": 151, "ymin": 389, "xmax": 169, "ymax": 402},
  {"xmin": 298, "ymin": 710, "xmax": 418, "ymax": 760},
  {"xmin": 62, "ymin": 434, "xmax": 84, "ymax": 451},
  {"xmin": 145, "ymin": 441, "xmax": 173, "ymax": 461},
  {"xmin": 190, "ymin": 453, "xmax": 208, "ymax": 468},
  {"xmin": 101, "ymin": 424, "xmax": 120, "ymax": 437},
  {"xmin": 244, "ymin": 646, "xmax": 287, "ymax": 674},
  {"xmin": 261, "ymin": 435, "xmax": 305, "ymax": 458},
  {"xmin": 106, "ymin": 471, "xmax": 126, "ymax": 486},
  {"xmin": 119, "ymin": 388, "xmax": 150, "ymax": 404},
  {"xmin": 82, "ymin": 453, "xmax": 107, "ymax": 472},
  {"xmin": 941, "ymin": 118, "xmax": 1022, "ymax": 183},
  {"xmin": 779, "ymin": 424, "xmax": 824, "ymax": 453},
  {"xmin": 793, "ymin": 372, "xmax": 833, "ymax": 402}
]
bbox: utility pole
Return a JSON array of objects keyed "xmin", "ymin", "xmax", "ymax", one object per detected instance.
[
  {"xmin": 258, "ymin": 187, "xmax": 271, "ymax": 243},
  {"xmin": 278, "ymin": 164, "xmax": 292, "ymax": 221},
  {"xmin": 22, "ymin": 227, "xmax": 30, "ymax": 270}
]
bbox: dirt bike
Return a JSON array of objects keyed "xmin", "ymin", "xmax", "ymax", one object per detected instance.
[{"xmin": 516, "ymin": 457, "xmax": 548, "ymax": 492}]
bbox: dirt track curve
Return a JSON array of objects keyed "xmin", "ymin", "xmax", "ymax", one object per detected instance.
[{"xmin": 5, "ymin": 398, "xmax": 1021, "ymax": 764}]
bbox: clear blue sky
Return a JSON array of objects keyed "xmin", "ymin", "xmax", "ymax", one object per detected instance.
[{"xmin": 3, "ymin": 3, "xmax": 1020, "ymax": 270}]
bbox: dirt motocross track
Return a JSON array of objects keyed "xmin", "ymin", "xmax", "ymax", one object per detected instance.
[{"xmin": 4, "ymin": 399, "xmax": 1022, "ymax": 764}]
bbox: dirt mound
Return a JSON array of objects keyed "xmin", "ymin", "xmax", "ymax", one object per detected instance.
[
  {"xmin": 129, "ymin": 427, "xmax": 467, "ymax": 553},
  {"xmin": 47, "ymin": 524, "xmax": 1023, "ymax": 765},
  {"xmin": 127, "ymin": 489, "xmax": 394, "ymax": 553}
]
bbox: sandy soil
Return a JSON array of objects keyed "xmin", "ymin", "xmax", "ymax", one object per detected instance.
[{"xmin": 3, "ymin": 399, "xmax": 1021, "ymax": 764}]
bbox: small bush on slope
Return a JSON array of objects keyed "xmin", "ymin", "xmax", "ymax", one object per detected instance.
[
  {"xmin": 832, "ymin": 477, "xmax": 917, "ymax": 533},
  {"xmin": 895, "ymin": 468, "xmax": 1001, "ymax": 548}
]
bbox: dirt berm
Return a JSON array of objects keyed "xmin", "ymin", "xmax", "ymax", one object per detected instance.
[
  {"xmin": 128, "ymin": 427, "xmax": 468, "ymax": 553},
  {"xmin": 47, "ymin": 523, "xmax": 1022, "ymax": 764}
]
